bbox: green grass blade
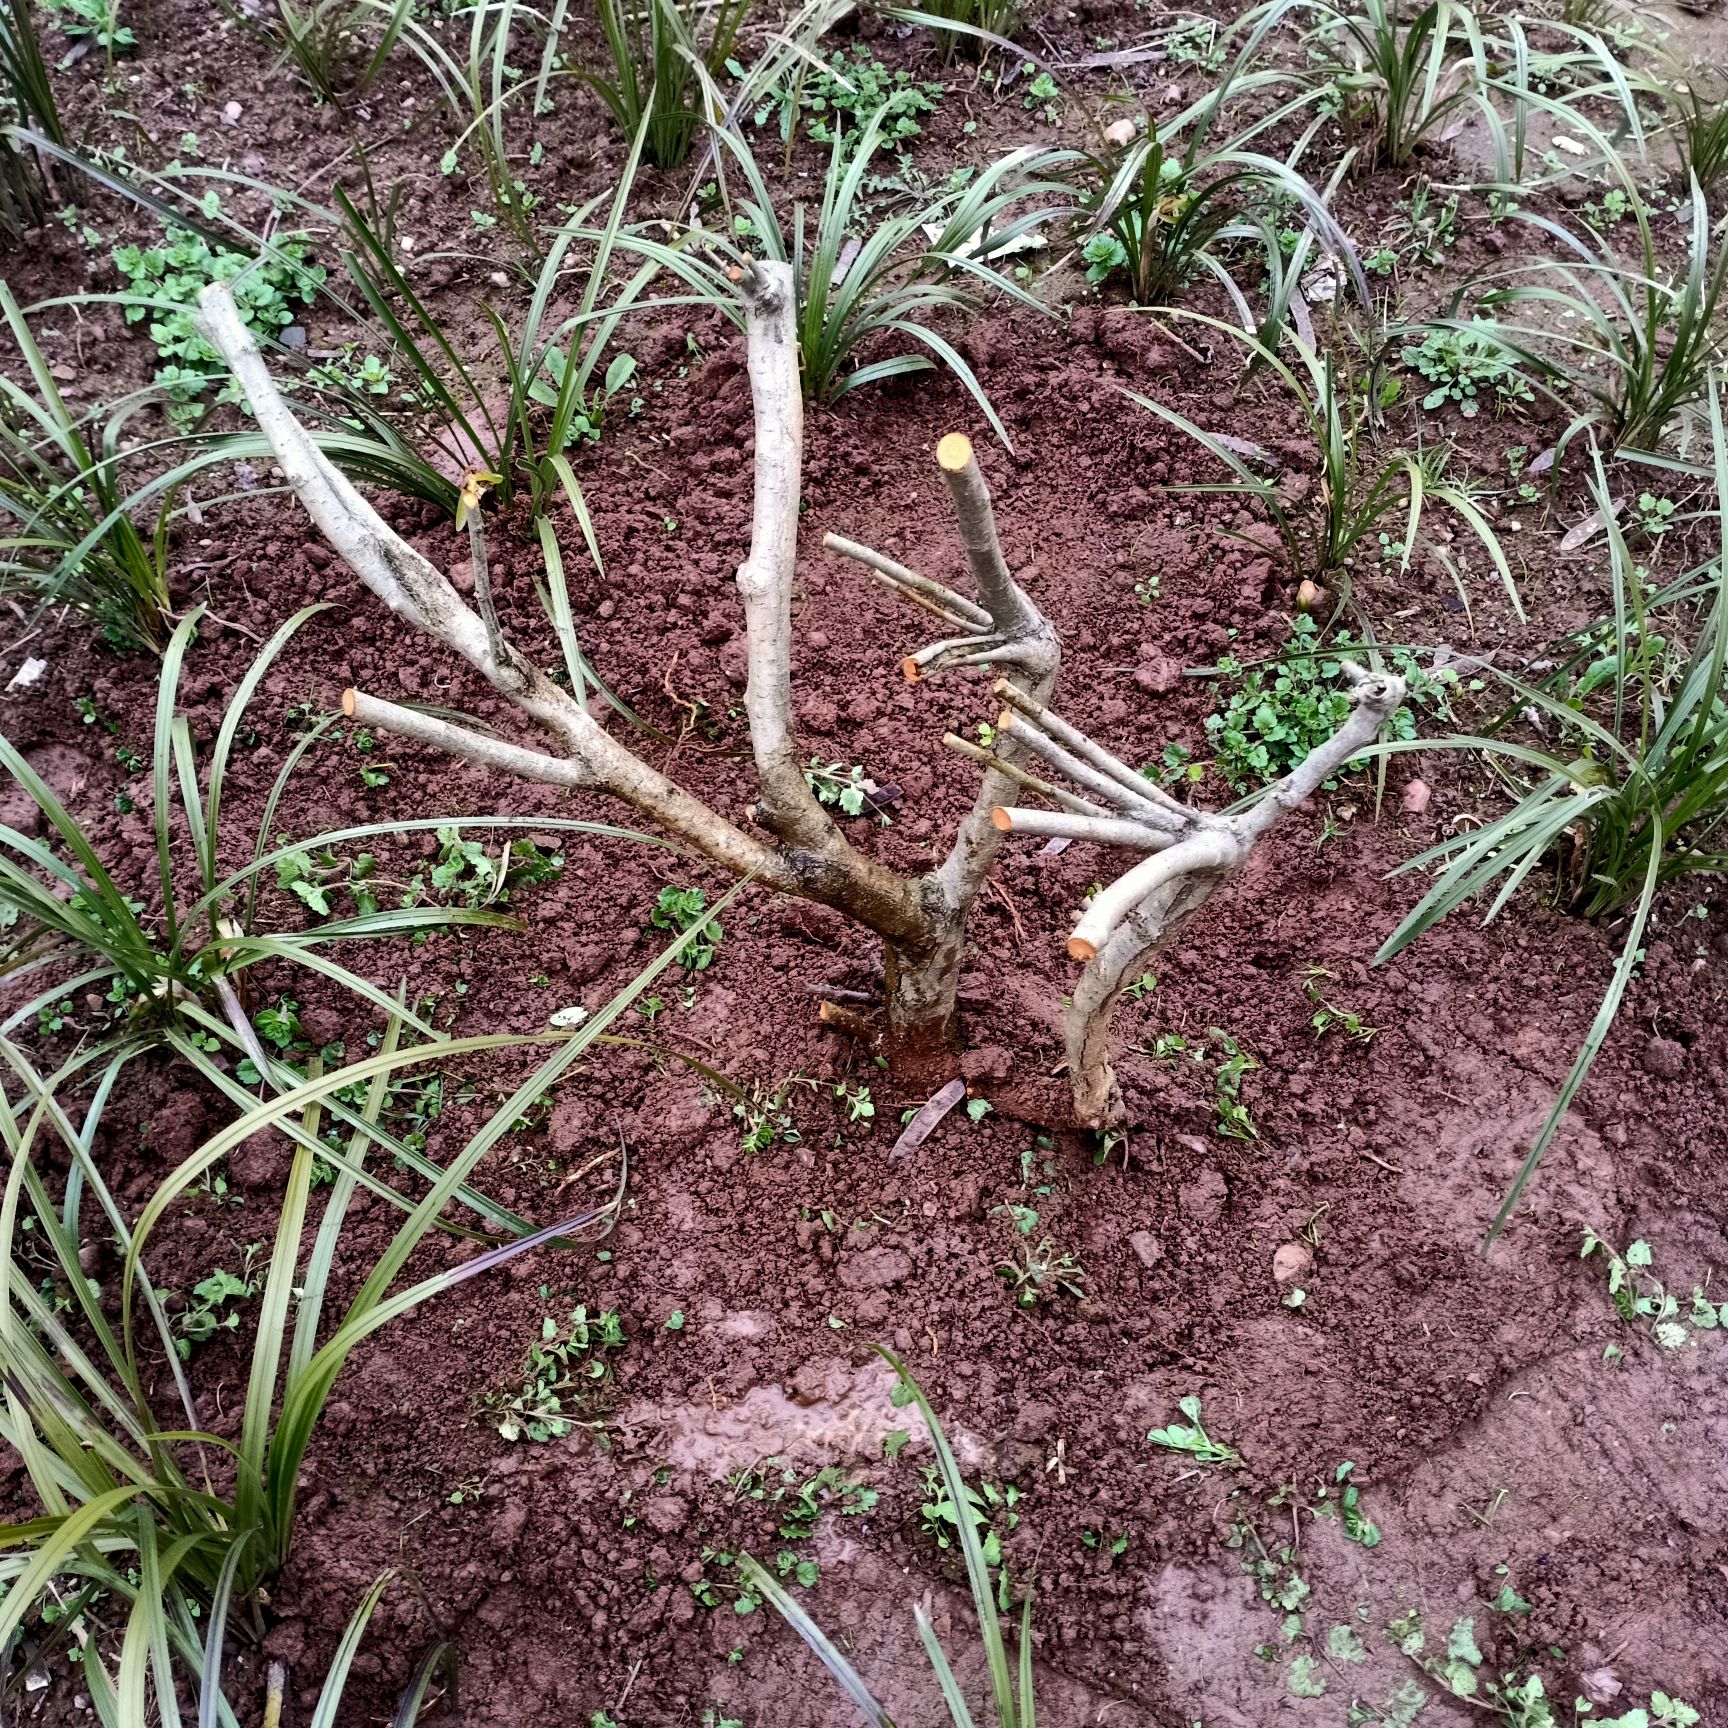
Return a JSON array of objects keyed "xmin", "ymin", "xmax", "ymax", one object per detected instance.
[
  {"xmin": 1485, "ymin": 820, "xmax": 1660, "ymax": 1249},
  {"xmin": 740, "ymin": 1554, "xmax": 895, "ymax": 1727}
]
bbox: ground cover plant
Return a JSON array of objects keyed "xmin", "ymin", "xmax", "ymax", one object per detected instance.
[{"xmin": 2, "ymin": 0, "xmax": 1728, "ymax": 1722}]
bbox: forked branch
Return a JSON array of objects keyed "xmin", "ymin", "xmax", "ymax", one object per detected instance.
[
  {"xmin": 197, "ymin": 266, "xmax": 1047, "ymax": 1054},
  {"xmin": 823, "ymin": 432, "xmax": 1061, "ymax": 924},
  {"xmin": 977, "ymin": 665, "xmax": 1406, "ymax": 1128}
]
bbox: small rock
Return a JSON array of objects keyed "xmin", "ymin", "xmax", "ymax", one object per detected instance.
[
  {"xmin": 1642, "ymin": 1036, "xmax": 1685, "ymax": 1079},
  {"xmin": 1401, "ymin": 778, "xmax": 1432, "ymax": 815},
  {"xmin": 1295, "ymin": 578, "xmax": 1325, "ymax": 614},
  {"xmin": 489, "ymin": 271, "xmax": 509, "ymax": 288},
  {"xmin": 222, "ymin": 100, "xmax": 243, "ymax": 124},
  {"xmin": 1271, "ymin": 1242, "xmax": 1313, "ymax": 1286},
  {"xmin": 5, "ymin": 655, "xmax": 46, "ymax": 691},
  {"xmin": 1102, "ymin": 116, "xmax": 1137, "ymax": 148},
  {"xmin": 1128, "ymin": 1230, "xmax": 1162, "ymax": 1270},
  {"xmin": 280, "ymin": 325, "xmax": 307, "ymax": 349}
]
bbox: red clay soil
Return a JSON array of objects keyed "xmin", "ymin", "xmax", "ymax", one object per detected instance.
[{"xmin": 3, "ymin": 2, "xmax": 1726, "ymax": 1725}]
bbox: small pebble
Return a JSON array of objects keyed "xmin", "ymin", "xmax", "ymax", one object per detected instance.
[
  {"xmin": 222, "ymin": 99, "xmax": 242, "ymax": 123},
  {"xmin": 1401, "ymin": 778, "xmax": 1431, "ymax": 815},
  {"xmin": 1272, "ymin": 1241, "xmax": 1313, "ymax": 1286}
]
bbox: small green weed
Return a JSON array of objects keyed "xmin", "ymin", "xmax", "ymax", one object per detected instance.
[
  {"xmin": 1636, "ymin": 492, "xmax": 1678, "ymax": 537},
  {"xmin": 1582, "ymin": 1228, "xmax": 1725, "ymax": 1352},
  {"xmin": 1303, "ymin": 966, "xmax": 1378, "ymax": 1042},
  {"xmin": 1211, "ymin": 1029, "xmax": 1258, "ymax": 1139},
  {"xmin": 1313, "ymin": 1461, "xmax": 1380, "ymax": 1546},
  {"xmin": 650, "ymin": 884, "xmax": 722, "ymax": 970},
  {"xmin": 1205, "ymin": 616, "xmax": 1440, "ymax": 791},
  {"xmin": 1022, "ymin": 66, "xmax": 1060, "ymax": 123},
  {"xmin": 1147, "ymin": 1394, "xmax": 1238, "ymax": 1465},
  {"xmin": 488, "ymin": 1305, "xmax": 625, "ymax": 1442},
  {"xmin": 167, "ymin": 1248, "xmax": 263, "ymax": 1359},
  {"xmin": 1165, "ymin": 18, "xmax": 1226, "ymax": 72},
  {"xmin": 275, "ymin": 845, "xmax": 381, "ymax": 918},
  {"xmin": 757, "ymin": 45, "xmax": 941, "ymax": 163},
  {"xmin": 833, "ymin": 1080, "xmax": 875, "ymax": 1123},
  {"xmin": 39, "ymin": 0, "xmax": 132, "ymax": 59},
  {"xmin": 996, "ymin": 1238, "xmax": 1087, "ymax": 1306},
  {"xmin": 1403, "ymin": 320, "xmax": 1534, "ymax": 418},
  {"xmin": 804, "ymin": 758, "xmax": 888, "ymax": 821},
  {"xmin": 735, "ymin": 1076, "xmax": 805, "ymax": 1153},
  {"xmin": 112, "ymin": 223, "xmax": 323, "ymax": 412},
  {"xmin": 919, "ymin": 1465, "xmax": 1020, "ymax": 1569}
]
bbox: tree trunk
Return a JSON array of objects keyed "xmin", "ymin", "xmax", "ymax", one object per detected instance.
[{"xmin": 881, "ymin": 913, "xmax": 966, "ymax": 1068}]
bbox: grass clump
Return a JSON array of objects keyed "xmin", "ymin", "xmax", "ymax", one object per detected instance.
[
  {"xmin": 0, "ymin": 284, "xmax": 178, "ymax": 649},
  {"xmin": 1376, "ymin": 396, "xmax": 1728, "ymax": 1240},
  {"xmin": 637, "ymin": 111, "xmax": 1074, "ymax": 445},
  {"xmin": 0, "ymin": 888, "xmax": 735, "ymax": 1714},
  {"xmin": 582, "ymin": 0, "xmax": 753, "ymax": 169},
  {"xmin": 1457, "ymin": 174, "xmax": 1728, "ymax": 456},
  {"xmin": 1130, "ymin": 318, "xmax": 1520, "ymax": 617},
  {"xmin": 1296, "ymin": 0, "xmax": 1490, "ymax": 170},
  {"xmin": 900, "ymin": 0, "xmax": 1022, "ymax": 60}
]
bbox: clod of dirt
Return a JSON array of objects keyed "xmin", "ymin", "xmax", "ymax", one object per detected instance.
[
  {"xmin": 642, "ymin": 1495, "xmax": 690, "ymax": 1534},
  {"xmin": 1132, "ymin": 652, "xmax": 1181, "ymax": 695},
  {"xmin": 839, "ymin": 1246, "xmax": 914, "ymax": 1290},
  {"xmin": 1401, "ymin": 778, "xmax": 1432, "ymax": 814},
  {"xmin": 959, "ymin": 1044, "xmax": 1012, "ymax": 1082},
  {"xmin": 1643, "ymin": 1036, "xmax": 1686, "ymax": 1078},
  {"xmin": 1178, "ymin": 1168, "xmax": 1228, "ymax": 1225},
  {"xmin": 1271, "ymin": 1242, "xmax": 1313, "ymax": 1286},
  {"xmin": 1129, "ymin": 1230, "xmax": 1163, "ymax": 1270}
]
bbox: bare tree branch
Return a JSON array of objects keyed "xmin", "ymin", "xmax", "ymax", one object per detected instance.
[
  {"xmin": 199, "ymin": 278, "xmax": 801, "ymax": 897},
  {"xmin": 976, "ymin": 653, "xmax": 1407, "ymax": 1128},
  {"xmin": 341, "ymin": 690, "xmax": 592, "ymax": 789},
  {"xmin": 989, "ymin": 807, "xmax": 1175, "ymax": 850},
  {"xmin": 821, "ymin": 533, "xmax": 991, "ymax": 632}
]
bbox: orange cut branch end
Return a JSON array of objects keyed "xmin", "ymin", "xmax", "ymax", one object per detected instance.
[
  {"xmin": 990, "ymin": 807, "xmax": 1014, "ymax": 831},
  {"xmin": 340, "ymin": 688, "xmax": 358, "ymax": 718},
  {"xmin": 936, "ymin": 432, "xmax": 973, "ymax": 473},
  {"xmin": 902, "ymin": 657, "xmax": 922, "ymax": 682},
  {"xmin": 1067, "ymin": 935, "xmax": 1098, "ymax": 963}
]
